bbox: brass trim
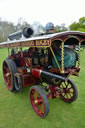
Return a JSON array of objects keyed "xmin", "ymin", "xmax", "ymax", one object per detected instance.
[
  {"xmin": 50, "ymin": 47, "xmax": 61, "ymax": 72},
  {"xmin": 61, "ymin": 42, "xmax": 64, "ymax": 73},
  {"xmin": 63, "ymin": 36, "xmax": 80, "ymax": 43},
  {"xmin": 78, "ymin": 42, "xmax": 81, "ymax": 68},
  {"xmin": 51, "ymin": 38, "xmax": 63, "ymax": 43}
]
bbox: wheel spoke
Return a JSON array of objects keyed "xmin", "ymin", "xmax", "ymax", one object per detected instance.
[
  {"xmin": 40, "ymin": 103, "xmax": 44, "ymax": 113},
  {"xmin": 3, "ymin": 65, "xmax": 8, "ymax": 70},
  {"xmin": 63, "ymin": 93, "xmax": 66, "ymax": 97},
  {"xmin": 68, "ymin": 87, "xmax": 72, "ymax": 89},
  {"xmin": 61, "ymin": 83, "xmax": 64, "ymax": 88},
  {"xmin": 4, "ymin": 66, "xmax": 10, "ymax": 73},
  {"xmin": 69, "ymin": 90, "xmax": 73, "ymax": 93},
  {"xmin": 66, "ymin": 93, "xmax": 69, "ymax": 98},
  {"xmin": 65, "ymin": 82, "xmax": 69, "ymax": 88},
  {"xmin": 34, "ymin": 91, "xmax": 38, "ymax": 99},
  {"xmin": 68, "ymin": 93, "xmax": 72, "ymax": 98},
  {"xmin": 5, "ymin": 72, "xmax": 11, "ymax": 77},
  {"xmin": 8, "ymin": 79, "xmax": 10, "ymax": 85},
  {"xmin": 30, "ymin": 86, "xmax": 49, "ymax": 117},
  {"xmin": 59, "ymin": 79, "xmax": 78, "ymax": 103},
  {"xmin": 7, "ymin": 78, "xmax": 11, "ymax": 87}
]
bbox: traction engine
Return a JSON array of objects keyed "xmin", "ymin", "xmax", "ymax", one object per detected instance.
[{"xmin": 1, "ymin": 27, "xmax": 85, "ymax": 118}]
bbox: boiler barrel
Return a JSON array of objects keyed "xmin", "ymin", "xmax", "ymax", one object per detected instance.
[
  {"xmin": 41, "ymin": 70, "xmax": 65, "ymax": 81},
  {"xmin": 32, "ymin": 68, "xmax": 66, "ymax": 86}
]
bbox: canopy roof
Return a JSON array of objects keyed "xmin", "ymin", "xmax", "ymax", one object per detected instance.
[{"xmin": 0, "ymin": 31, "xmax": 85, "ymax": 48}]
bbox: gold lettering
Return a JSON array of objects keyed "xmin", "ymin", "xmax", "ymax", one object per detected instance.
[{"xmin": 35, "ymin": 40, "xmax": 50, "ymax": 46}]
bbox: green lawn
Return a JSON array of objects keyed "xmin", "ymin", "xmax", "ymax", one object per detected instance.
[{"xmin": 0, "ymin": 48, "xmax": 85, "ymax": 128}]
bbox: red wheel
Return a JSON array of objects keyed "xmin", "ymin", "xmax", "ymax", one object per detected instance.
[
  {"xmin": 30, "ymin": 86, "xmax": 49, "ymax": 118},
  {"xmin": 59, "ymin": 79, "xmax": 78, "ymax": 103},
  {"xmin": 3, "ymin": 59, "xmax": 17, "ymax": 92}
]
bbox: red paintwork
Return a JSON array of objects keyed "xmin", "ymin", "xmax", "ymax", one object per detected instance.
[
  {"xmin": 23, "ymin": 74, "xmax": 36, "ymax": 87},
  {"xmin": 47, "ymin": 86, "xmax": 60, "ymax": 99},
  {"xmin": 19, "ymin": 57, "xmax": 25, "ymax": 67},
  {"xmin": 49, "ymin": 67, "xmax": 80, "ymax": 76},
  {"xmin": 8, "ymin": 50, "xmax": 43, "ymax": 87},
  {"xmin": 32, "ymin": 68, "xmax": 41, "ymax": 79},
  {"xmin": 17, "ymin": 67, "xmax": 37, "ymax": 87},
  {"xmin": 30, "ymin": 88, "xmax": 45, "ymax": 117},
  {"xmin": 59, "ymin": 80, "xmax": 75, "ymax": 103},
  {"xmin": 3, "ymin": 61, "xmax": 12, "ymax": 91}
]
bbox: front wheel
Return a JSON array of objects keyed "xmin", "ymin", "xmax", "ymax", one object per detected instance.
[
  {"xmin": 3, "ymin": 59, "xmax": 17, "ymax": 92},
  {"xmin": 59, "ymin": 79, "xmax": 78, "ymax": 103},
  {"xmin": 30, "ymin": 86, "xmax": 49, "ymax": 118}
]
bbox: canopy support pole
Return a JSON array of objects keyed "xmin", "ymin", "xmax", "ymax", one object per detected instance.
[
  {"xmin": 78, "ymin": 42, "xmax": 81, "ymax": 68},
  {"xmin": 20, "ymin": 47, "xmax": 23, "ymax": 57},
  {"xmin": 61, "ymin": 42, "xmax": 64, "ymax": 73},
  {"xmin": 50, "ymin": 47, "xmax": 61, "ymax": 72}
]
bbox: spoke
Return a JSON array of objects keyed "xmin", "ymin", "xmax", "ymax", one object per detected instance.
[
  {"xmin": 66, "ymin": 93, "xmax": 69, "ymax": 99},
  {"xmin": 4, "ymin": 66, "xmax": 10, "ymax": 73},
  {"xmin": 34, "ymin": 103, "xmax": 39, "ymax": 110},
  {"xmin": 60, "ymin": 88, "xmax": 64, "ymax": 92},
  {"xmin": 68, "ymin": 93, "xmax": 72, "ymax": 98},
  {"xmin": 34, "ymin": 91, "xmax": 38, "ymax": 99},
  {"xmin": 69, "ymin": 88, "xmax": 74, "ymax": 93},
  {"xmin": 38, "ymin": 98, "xmax": 43, "ymax": 104},
  {"xmin": 68, "ymin": 87, "xmax": 72, "ymax": 89},
  {"xmin": 3, "ymin": 65, "xmax": 8, "ymax": 70},
  {"xmin": 4, "ymin": 74, "xmax": 8, "ymax": 79},
  {"xmin": 5, "ymin": 72, "xmax": 11, "ymax": 77},
  {"xmin": 7, "ymin": 78, "xmax": 11, "ymax": 86},
  {"xmin": 65, "ymin": 82, "xmax": 69, "ymax": 88},
  {"xmin": 68, "ymin": 84, "xmax": 72, "ymax": 89},
  {"xmin": 63, "ymin": 93, "xmax": 66, "ymax": 97},
  {"xmin": 40, "ymin": 104, "xmax": 44, "ymax": 113},
  {"xmin": 69, "ymin": 91, "xmax": 73, "ymax": 93},
  {"xmin": 61, "ymin": 83, "xmax": 64, "ymax": 88}
]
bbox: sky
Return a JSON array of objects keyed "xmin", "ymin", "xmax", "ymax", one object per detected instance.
[{"xmin": 0, "ymin": 0, "xmax": 85, "ymax": 27}]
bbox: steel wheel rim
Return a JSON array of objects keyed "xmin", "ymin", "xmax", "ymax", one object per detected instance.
[
  {"xmin": 30, "ymin": 88, "xmax": 45, "ymax": 117},
  {"xmin": 60, "ymin": 81, "xmax": 75, "ymax": 102},
  {"xmin": 3, "ymin": 61, "xmax": 12, "ymax": 90}
]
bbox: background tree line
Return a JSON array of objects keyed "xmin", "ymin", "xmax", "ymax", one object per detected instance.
[{"xmin": 0, "ymin": 17, "xmax": 85, "ymax": 42}]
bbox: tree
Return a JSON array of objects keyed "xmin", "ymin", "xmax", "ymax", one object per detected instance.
[
  {"xmin": 69, "ymin": 22, "xmax": 80, "ymax": 31},
  {"xmin": 0, "ymin": 19, "xmax": 15, "ymax": 42},
  {"xmin": 69, "ymin": 17, "xmax": 85, "ymax": 32},
  {"xmin": 0, "ymin": 17, "xmax": 30, "ymax": 42},
  {"xmin": 15, "ymin": 17, "xmax": 30, "ymax": 31},
  {"xmin": 55, "ymin": 23, "xmax": 68, "ymax": 33}
]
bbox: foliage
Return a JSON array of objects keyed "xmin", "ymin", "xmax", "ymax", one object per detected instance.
[
  {"xmin": 0, "ymin": 20, "xmax": 15, "ymax": 42},
  {"xmin": 0, "ymin": 18, "xmax": 30, "ymax": 42},
  {"xmin": 0, "ymin": 16, "xmax": 85, "ymax": 43},
  {"xmin": 55, "ymin": 23, "xmax": 68, "ymax": 33},
  {"xmin": 0, "ymin": 18, "xmax": 69, "ymax": 42},
  {"xmin": 69, "ymin": 17, "xmax": 85, "ymax": 32},
  {"xmin": 0, "ymin": 48, "xmax": 85, "ymax": 128},
  {"xmin": 14, "ymin": 17, "xmax": 30, "ymax": 31}
]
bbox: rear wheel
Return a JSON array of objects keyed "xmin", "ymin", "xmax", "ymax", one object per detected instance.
[
  {"xmin": 30, "ymin": 86, "xmax": 49, "ymax": 118},
  {"xmin": 3, "ymin": 59, "xmax": 17, "ymax": 92},
  {"xmin": 59, "ymin": 79, "xmax": 78, "ymax": 103}
]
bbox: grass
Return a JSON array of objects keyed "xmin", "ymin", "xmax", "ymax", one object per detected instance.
[{"xmin": 0, "ymin": 48, "xmax": 85, "ymax": 128}]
